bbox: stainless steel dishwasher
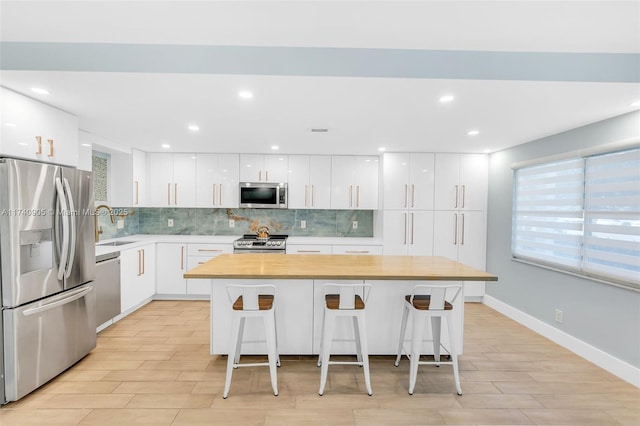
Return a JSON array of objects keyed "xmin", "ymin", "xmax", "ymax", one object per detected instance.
[{"xmin": 95, "ymin": 251, "xmax": 121, "ymax": 326}]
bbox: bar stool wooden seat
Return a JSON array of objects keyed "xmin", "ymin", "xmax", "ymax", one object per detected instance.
[
  {"xmin": 223, "ymin": 284, "xmax": 280, "ymax": 399},
  {"xmin": 394, "ymin": 284, "xmax": 462, "ymax": 396},
  {"xmin": 317, "ymin": 283, "xmax": 373, "ymax": 396}
]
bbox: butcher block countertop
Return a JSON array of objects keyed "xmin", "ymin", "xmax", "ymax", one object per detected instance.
[{"xmin": 183, "ymin": 254, "xmax": 498, "ymax": 281}]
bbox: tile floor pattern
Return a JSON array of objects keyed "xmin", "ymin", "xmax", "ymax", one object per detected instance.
[{"xmin": 1, "ymin": 300, "xmax": 638, "ymax": 425}]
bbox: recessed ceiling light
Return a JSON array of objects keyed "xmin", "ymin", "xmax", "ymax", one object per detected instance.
[
  {"xmin": 467, "ymin": 129, "xmax": 480, "ymax": 136},
  {"xmin": 81, "ymin": 143, "xmax": 92, "ymax": 147},
  {"xmin": 631, "ymin": 100, "xmax": 640, "ymax": 107},
  {"xmin": 161, "ymin": 143, "xmax": 171, "ymax": 149},
  {"xmin": 271, "ymin": 145, "xmax": 279, "ymax": 150},
  {"xmin": 439, "ymin": 95, "xmax": 455, "ymax": 103},
  {"xmin": 4, "ymin": 123, "xmax": 17, "ymax": 127},
  {"xmin": 238, "ymin": 90, "xmax": 253, "ymax": 99},
  {"xmin": 378, "ymin": 147, "xmax": 386, "ymax": 152},
  {"xmin": 31, "ymin": 87, "xmax": 49, "ymax": 95},
  {"xmin": 188, "ymin": 124, "xmax": 200, "ymax": 131}
]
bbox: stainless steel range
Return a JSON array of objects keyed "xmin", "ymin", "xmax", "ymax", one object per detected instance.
[{"xmin": 233, "ymin": 234, "xmax": 288, "ymax": 254}]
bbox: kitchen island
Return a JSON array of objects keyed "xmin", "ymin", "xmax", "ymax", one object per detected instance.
[{"xmin": 184, "ymin": 254, "xmax": 497, "ymax": 355}]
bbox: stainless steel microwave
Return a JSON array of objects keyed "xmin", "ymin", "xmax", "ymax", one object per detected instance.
[{"xmin": 239, "ymin": 182, "xmax": 288, "ymax": 209}]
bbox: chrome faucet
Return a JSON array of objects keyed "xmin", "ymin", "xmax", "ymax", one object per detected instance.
[{"xmin": 94, "ymin": 204, "xmax": 115, "ymax": 242}]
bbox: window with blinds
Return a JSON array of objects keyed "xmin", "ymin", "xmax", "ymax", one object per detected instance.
[{"xmin": 512, "ymin": 147, "xmax": 639, "ymax": 289}]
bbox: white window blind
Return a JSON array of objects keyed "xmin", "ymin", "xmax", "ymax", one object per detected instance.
[
  {"xmin": 583, "ymin": 149, "xmax": 640, "ymax": 285},
  {"xmin": 512, "ymin": 159, "xmax": 585, "ymax": 269},
  {"xmin": 512, "ymin": 147, "xmax": 640, "ymax": 289}
]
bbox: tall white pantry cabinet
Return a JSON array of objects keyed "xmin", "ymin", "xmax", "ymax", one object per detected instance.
[{"xmin": 382, "ymin": 152, "xmax": 488, "ymax": 300}]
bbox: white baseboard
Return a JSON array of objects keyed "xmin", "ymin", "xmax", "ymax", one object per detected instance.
[{"xmin": 484, "ymin": 295, "xmax": 640, "ymax": 388}]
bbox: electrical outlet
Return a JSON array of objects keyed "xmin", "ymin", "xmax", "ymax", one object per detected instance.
[
  {"xmin": 352, "ymin": 220, "xmax": 358, "ymax": 229},
  {"xmin": 555, "ymin": 309, "xmax": 563, "ymax": 323},
  {"xmin": 300, "ymin": 220, "xmax": 306, "ymax": 229},
  {"xmin": 117, "ymin": 219, "xmax": 124, "ymax": 229},
  {"xmin": 229, "ymin": 219, "xmax": 235, "ymax": 228},
  {"xmin": 167, "ymin": 219, "xmax": 174, "ymax": 227}
]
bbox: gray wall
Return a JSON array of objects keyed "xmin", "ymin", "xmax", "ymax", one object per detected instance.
[{"xmin": 486, "ymin": 111, "xmax": 640, "ymax": 367}]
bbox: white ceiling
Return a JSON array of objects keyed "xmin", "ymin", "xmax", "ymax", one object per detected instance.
[{"xmin": 1, "ymin": 1, "xmax": 639, "ymax": 156}]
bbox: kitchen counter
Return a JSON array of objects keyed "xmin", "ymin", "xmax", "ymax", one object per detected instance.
[{"xmin": 184, "ymin": 254, "xmax": 497, "ymax": 355}]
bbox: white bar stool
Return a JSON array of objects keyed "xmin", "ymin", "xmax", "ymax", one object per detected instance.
[
  {"xmin": 394, "ymin": 284, "xmax": 462, "ymax": 396},
  {"xmin": 317, "ymin": 283, "xmax": 373, "ymax": 396},
  {"xmin": 223, "ymin": 284, "xmax": 280, "ymax": 399}
]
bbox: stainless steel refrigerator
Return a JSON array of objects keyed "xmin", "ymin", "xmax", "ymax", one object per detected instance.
[{"xmin": 0, "ymin": 158, "xmax": 96, "ymax": 403}]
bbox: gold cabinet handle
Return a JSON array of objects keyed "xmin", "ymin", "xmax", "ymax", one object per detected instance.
[
  {"xmin": 212, "ymin": 184, "xmax": 216, "ymax": 206},
  {"xmin": 174, "ymin": 183, "xmax": 178, "ymax": 205},
  {"xmin": 304, "ymin": 185, "xmax": 308, "ymax": 207},
  {"xmin": 349, "ymin": 185, "xmax": 353, "ymax": 207},
  {"xmin": 410, "ymin": 212, "xmax": 415, "ymax": 245},
  {"xmin": 454, "ymin": 185, "xmax": 459, "ymax": 208},
  {"xmin": 346, "ymin": 250, "xmax": 369, "ymax": 254},
  {"xmin": 266, "ymin": 170, "xmax": 269, "ymax": 181},
  {"xmin": 356, "ymin": 185, "xmax": 360, "ymax": 208},
  {"xmin": 259, "ymin": 170, "xmax": 262, "ymax": 181},
  {"xmin": 167, "ymin": 183, "xmax": 171, "ymax": 205},
  {"xmin": 47, "ymin": 139, "xmax": 54, "ymax": 157},
  {"xmin": 404, "ymin": 184, "xmax": 408, "ymax": 208},
  {"xmin": 453, "ymin": 213, "xmax": 458, "ymax": 245},
  {"xmin": 461, "ymin": 185, "xmax": 466, "ymax": 208},
  {"xmin": 403, "ymin": 213, "xmax": 407, "ymax": 245},
  {"xmin": 137, "ymin": 249, "xmax": 142, "ymax": 276},
  {"xmin": 297, "ymin": 250, "xmax": 321, "ymax": 253},
  {"xmin": 180, "ymin": 246, "xmax": 185, "ymax": 270},
  {"xmin": 311, "ymin": 185, "xmax": 315, "ymax": 207},
  {"xmin": 134, "ymin": 181, "xmax": 139, "ymax": 205},
  {"xmin": 219, "ymin": 184, "xmax": 223, "ymax": 205},
  {"xmin": 411, "ymin": 184, "xmax": 415, "ymax": 208},
  {"xmin": 461, "ymin": 213, "xmax": 465, "ymax": 245},
  {"xmin": 197, "ymin": 249, "xmax": 222, "ymax": 252},
  {"xmin": 35, "ymin": 136, "xmax": 42, "ymax": 154},
  {"xmin": 141, "ymin": 249, "xmax": 145, "ymax": 275}
]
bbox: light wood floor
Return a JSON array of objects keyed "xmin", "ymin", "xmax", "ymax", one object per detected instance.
[{"xmin": 1, "ymin": 300, "xmax": 638, "ymax": 425}]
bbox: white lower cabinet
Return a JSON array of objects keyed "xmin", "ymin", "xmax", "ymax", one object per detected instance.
[
  {"xmin": 286, "ymin": 244, "xmax": 332, "ymax": 255},
  {"xmin": 332, "ymin": 245, "xmax": 382, "ymax": 255},
  {"xmin": 120, "ymin": 244, "xmax": 156, "ymax": 314},
  {"xmin": 155, "ymin": 243, "xmax": 188, "ymax": 295},
  {"xmin": 186, "ymin": 243, "xmax": 233, "ymax": 295}
]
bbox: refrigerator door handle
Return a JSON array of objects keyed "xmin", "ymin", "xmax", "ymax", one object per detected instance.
[
  {"xmin": 62, "ymin": 177, "xmax": 76, "ymax": 278},
  {"xmin": 22, "ymin": 285, "xmax": 93, "ymax": 317},
  {"xmin": 55, "ymin": 177, "xmax": 70, "ymax": 281}
]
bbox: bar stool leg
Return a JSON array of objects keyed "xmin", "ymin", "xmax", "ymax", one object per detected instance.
[
  {"xmin": 408, "ymin": 311, "xmax": 424, "ymax": 395},
  {"xmin": 353, "ymin": 316, "xmax": 363, "ymax": 364},
  {"xmin": 355, "ymin": 312, "xmax": 373, "ymax": 396},
  {"xmin": 431, "ymin": 316, "xmax": 442, "ymax": 366},
  {"xmin": 224, "ymin": 315, "xmax": 241, "ymax": 399},
  {"xmin": 317, "ymin": 310, "xmax": 326, "ymax": 367},
  {"xmin": 234, "ymin": 317, "xmax": 245, "ymax": 366},
  {"xmin": 264, "ymin": 313, "xmax": 279, "ymax": 396},
  {"xmin": 318, "ymin": 312, "xmax": 335, "ymax": 396},
  {"xmin": 395, "ymin": 303, "xmax": 409, "ymax": 367},
  {"xmin": 445, "ymin": 315, "xmax": 462, "ymax": 396}
]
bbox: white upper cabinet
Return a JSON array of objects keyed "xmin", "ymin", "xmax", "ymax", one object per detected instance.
[
  {"xmin": 132, "ymin": 149, "xmax": 146, "ymax": 207},
  {"xmin": 196, "ymin": 154, "xmax": 239, "ymax": 208},
  {"xmin": 287, "ymin": 155, "xmax": 331, "ymax": 209},
  {"xmin": 331, "ymin": 156, "xmax": 379, "ymax": 210},
  {"xmin": 1, "ymin": 87, "xmax": 79, "ymax": 166},
  {"xmin": 240, "ymin": 154, "xmax": 288, "ymax": 183},
  {"xmin": 434, "ymin": 153, "xmax": 488, "ymax": 211},
  {"xmin": 383, "ymin": 153, "xmax": 435, "ymax": 210},
  {"xmin": 147, "ymin": 153, "xmax": 197, "ymax": 207}
]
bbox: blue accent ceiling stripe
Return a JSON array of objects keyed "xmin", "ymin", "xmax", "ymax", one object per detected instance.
[{"xmin": 1, "ymin": 42, "xmax": 638, "ymax": 83}]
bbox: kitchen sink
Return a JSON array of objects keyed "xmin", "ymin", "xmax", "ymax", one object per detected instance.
[{"xmin": 97, "ymin": 240, "xmax": 138, "ymax": 247}]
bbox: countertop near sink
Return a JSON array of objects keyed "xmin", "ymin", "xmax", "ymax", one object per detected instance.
[
  {"xmin": 95, "ymin": 234, "xmax": 382, "ymax": 258},
  {"xmin": 95, "ymin": 234, "xmax": 239, "ymax": 257}
]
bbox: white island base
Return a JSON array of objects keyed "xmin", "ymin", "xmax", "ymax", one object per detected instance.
[{"xmin": 209, "ymin": 279, "xmax": 464, "ymax": 356}]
